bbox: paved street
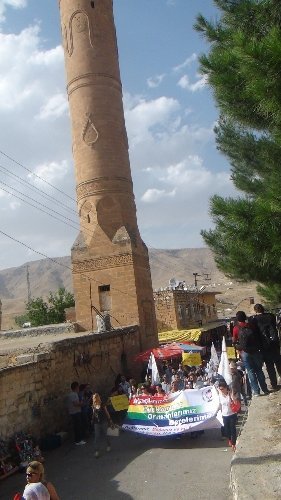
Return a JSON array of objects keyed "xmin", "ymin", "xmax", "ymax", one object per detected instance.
[{"xmin": 1, "ymin": 427, "xmax": 234, "ymax": 500}]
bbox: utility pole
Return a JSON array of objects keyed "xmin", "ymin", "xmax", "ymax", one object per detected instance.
[
  {"xmin": 26, "ymin": 265, "xmax": 31, "ymax": 303},
  {"xmin": 193, "ymin": 272, "xmax": 201, "ymax": 288}
]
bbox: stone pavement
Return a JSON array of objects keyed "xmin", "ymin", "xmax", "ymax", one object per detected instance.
[
  {"xmin": 1, "ymin": 391, "xmax": 280, "ymax": 499},
  {"xmin": 1, "ymin": 428, "xmax": 232, "ymax": 500},
  {"xmin": 231, "ymin": 390, "xmax": 281, "ymax": 499}
]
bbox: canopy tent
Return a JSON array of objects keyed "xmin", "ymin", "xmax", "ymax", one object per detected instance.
[
  {"xmin": 134, "ymin": 343, "xmax": 205, "ymax": 363},
  {"xmin": 175, "ymin": 343, "xmax": 204, "ymax": 353},
  {"xmin": 134, "ymin": 345, "xmax": 182, "ymax": 363}
]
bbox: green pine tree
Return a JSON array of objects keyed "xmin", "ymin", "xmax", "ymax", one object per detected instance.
[{"xmin": 195, "ymin": 0, "xmax": 281, "ymax": 305}]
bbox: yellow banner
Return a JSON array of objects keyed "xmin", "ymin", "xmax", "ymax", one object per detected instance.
[
  {"xmin": 110, "ymin": 395, "xmax": 129, "ymax": 411},
  {"xmin": 182, "ymin": 352, "xmax": 201, "ymax": 366},
  {"xmin": 227, "ymin": 347, "xmax": 236, "ymax": 359}
]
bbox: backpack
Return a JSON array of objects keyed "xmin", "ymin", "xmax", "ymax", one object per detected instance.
[
  {"xmin": 237, "ymin": 325, "xmax": 258, "ymax": 353},
  {"xmin": 259, "ymin": 321, "xmax": 279, "ymax": 349}
]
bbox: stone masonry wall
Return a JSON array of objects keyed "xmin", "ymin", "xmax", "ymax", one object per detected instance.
[{"xmin": 0, "ymin": 326, "xmax": 140, "ymax": 440}]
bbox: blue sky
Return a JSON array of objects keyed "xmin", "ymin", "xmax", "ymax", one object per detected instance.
[{"xmin": 0, "ymin": 0, "xmax": 236, "ymax": 269}]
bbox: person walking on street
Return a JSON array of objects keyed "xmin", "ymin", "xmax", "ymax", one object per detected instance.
[
  {"xmin": 251, "ymin": 304, "xmax": 281, "ymax": 390},
  {"xmin": 217, "ymin": 380, "xmax": 238, "ymax": 452},
  {"xmin": 92, "ymin": 393, "xmax": 113, "ymax": 458},
  {"xmin": 233, "ymin": 311, "xmax": 269, "ymax": 397}
]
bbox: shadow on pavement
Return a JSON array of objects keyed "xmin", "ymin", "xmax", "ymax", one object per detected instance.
[
  {"xmin": 1, "ymin": 428, "xmax": 231, "ymax": 499},
  {"xmin": 232, "ymin": 452, "xmax": 281, "ymax": 466}
]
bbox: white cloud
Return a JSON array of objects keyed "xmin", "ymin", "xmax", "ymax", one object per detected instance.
[
  {"xmin": 125, "ymin": 92, "xmax": 213, "ymax": 171},
  {"xmin": 122, "ymin": 90, "xmax": 236, "ymax": 248},
  {"xmin": 0, "ymin": 11, "xmax": 233, "ymax": 267},
  {"xmin": 178, "ymin": 74, "xmax": 207, "ymax": 92},
  {"xmin": 37, "ymin": 93, "xmax": 68, "ymax": 120},
  {"xmin": 124, "ymin": 95, "xmax": 180, "ymax": 146},
  {"xmin": 141, "ymin": 188, "xmax": 176, "ymax": 203},
  {"xmin": 0, "ymin": 22, "xmax": 76, "ymax": 269},
  {"xmin": 147, "ymin": 74, "xmax": 165, "ymax": 88},
  {"xmin": 0, "ymin": 0, "xmax": 26, "ymax": 22},
  {"xmin": 0, "ymin": 187, "xmax": 21, "ymax": 210},
  {"xmin": 10, "ymin": 200, "xmax": 21, "ymax": 210},
  {"xmin": 164, "ymin": 157, "xmax": 232, "ymax": 194},
  {"xmin": 30, "ymin": 160, "xmax": 70, "ymax": 186},
  {"xmin": 173, "ymin": 53, "xmax": 197, "ymax": 73},
  {"xmin": 0, "ymin": 26, "xmax": 65, "ymax": 110}
]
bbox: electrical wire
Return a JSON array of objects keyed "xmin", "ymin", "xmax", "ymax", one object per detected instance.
[
  {"xmin": 0, "ymin": 183, "xmax": 82, "ymax": 233},
  {"xmin": 0, "ymin": 149, "xmax": 214, "ymax": 301},
  {"xmin": 0, "ymin": 179, "xmax": 96, "ymax": 238},
  {"xmin": 0, "ymin": 163, "xmax": 77, "ymax": 215},
  {"xmin": 0, "ymin": 228, "xmax": 137, "ymax": 300},
  {"xmin": 0, "ymin": 149, "xmax": 74, "ymax": 201},
  {"xmin": 0, "ymin": 149, "xmax": 203, "ymax": 279}
]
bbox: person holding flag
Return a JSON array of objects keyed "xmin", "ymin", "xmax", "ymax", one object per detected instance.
[{"xmin": 218, "ymin": 336, "xmax": 232, "ymax": 386}]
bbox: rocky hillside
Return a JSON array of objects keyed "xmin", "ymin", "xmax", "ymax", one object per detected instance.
[{"xmin": 0, "ymin": 249, "xmax": 260, "ymax": 329}]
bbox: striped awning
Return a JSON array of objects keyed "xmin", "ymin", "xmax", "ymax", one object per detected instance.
[
  {"xmin": 158, "ymin": 322, "xmax": 226, "ymax": 344},
  {"xmin": 158, "ymin": 328, "xmax": 202, "ymax": 344}
]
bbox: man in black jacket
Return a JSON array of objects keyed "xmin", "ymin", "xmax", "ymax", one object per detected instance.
[
  {"xmin": 251, "ymin": 304, "xmax": 281, "ymax": 390},
  {"xmin": 233, "ymin": 310, "xmax": 269, "ymax": 396}
]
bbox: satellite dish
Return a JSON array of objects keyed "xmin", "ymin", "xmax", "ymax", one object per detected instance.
[{"xmin": 169, "ymin": 278, "xmax": 177, "ymax": 289}]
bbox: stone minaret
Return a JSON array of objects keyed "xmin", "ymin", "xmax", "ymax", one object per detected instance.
[{"xmin": 59, "ymin": 0, "xmax": 158, "ymax": 350}]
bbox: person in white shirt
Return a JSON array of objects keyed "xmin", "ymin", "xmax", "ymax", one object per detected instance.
[
  {"xmin": 161, "ymin": 374, "xmax": 171, "ymax": 394},
  {"xmin": 22, "ymin": 461, "xmax": 59, "ymax": 500},
  {"xmin": 23, "ymin": 482, "xmax": 50, "ymax": 500},
  {"xmin": 218, "ymin": 380, "xmax": 238, "ymax": 451}
]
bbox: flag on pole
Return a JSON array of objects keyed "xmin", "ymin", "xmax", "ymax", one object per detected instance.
[
  {"xmin": 207, "ymin": 342, "xmax": 219, "ymax": 379},
  {"xmin": 147, "ymin": 352, "xmax": 161, "ymax": 385},
  {"xmin": 211, "ymin": 342, "xmax": 219, "ymax": 367},
  {"xmin": 218, "ymin": 336, "xmax": 232, "ymax": 386}
]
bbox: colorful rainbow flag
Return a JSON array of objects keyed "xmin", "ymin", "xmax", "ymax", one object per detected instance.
[{"xmin": 122, "ymin": 386, "xmax": 221, "ymax": 436}]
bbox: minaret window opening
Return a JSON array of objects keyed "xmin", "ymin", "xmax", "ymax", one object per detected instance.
[
  {"xmin": 99, "ymin": 285, "xmax": 111, "ymax": 312},
  {"xmin": 90, "ymin": 1, "xmax": 95, "ymax": 8}
]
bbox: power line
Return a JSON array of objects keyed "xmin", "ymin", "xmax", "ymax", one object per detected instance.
[
  {"xmin": 0, "ymin": 148, "xmax": 212, "ymax": 288},
  {"xmin": 0, "ymin": 179, "xmax": 98, "ymax": 239},
  {"xmin": 0, "ymin": 149, "xmax": 75, "ymax": 201},
  {"xmin": 2, "ymin": 178, "xmax": 210, "ymax": 293},
  {"xmin": 0, "ymin": 228, "xmax": 120, "ymax": 327},
  {"xmin": 0, "ymin": 179, "xmax": 79, "ymax": 225},
  {"xmin": 0, "ymin": 228, "xmax": 137, "ymax": 301},
  {"xmin": 0, "ymin": 183, "xmax": 82, "ymax": 233},
  {"xmin": 0, "ymin": 163, "xmax": 77, "ymax": 215}
]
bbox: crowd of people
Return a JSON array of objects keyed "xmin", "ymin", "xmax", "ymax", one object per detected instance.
[
  {"xmin": 16, "ymin": 303, "xmax": 281, "ymax": 498},
  {"xmin": 65, "ymin": 358, "xmax": 248, "ymax": 456}
]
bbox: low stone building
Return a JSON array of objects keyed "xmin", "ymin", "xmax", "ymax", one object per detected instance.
[{"xmin": 154, "ymin": 289, "xmax": 220, "ymax": 332}]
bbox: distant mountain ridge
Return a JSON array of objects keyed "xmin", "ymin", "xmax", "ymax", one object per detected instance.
[{"xmin": 0, "ymin": 249, "xmax": 259, "ymax": 329}]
